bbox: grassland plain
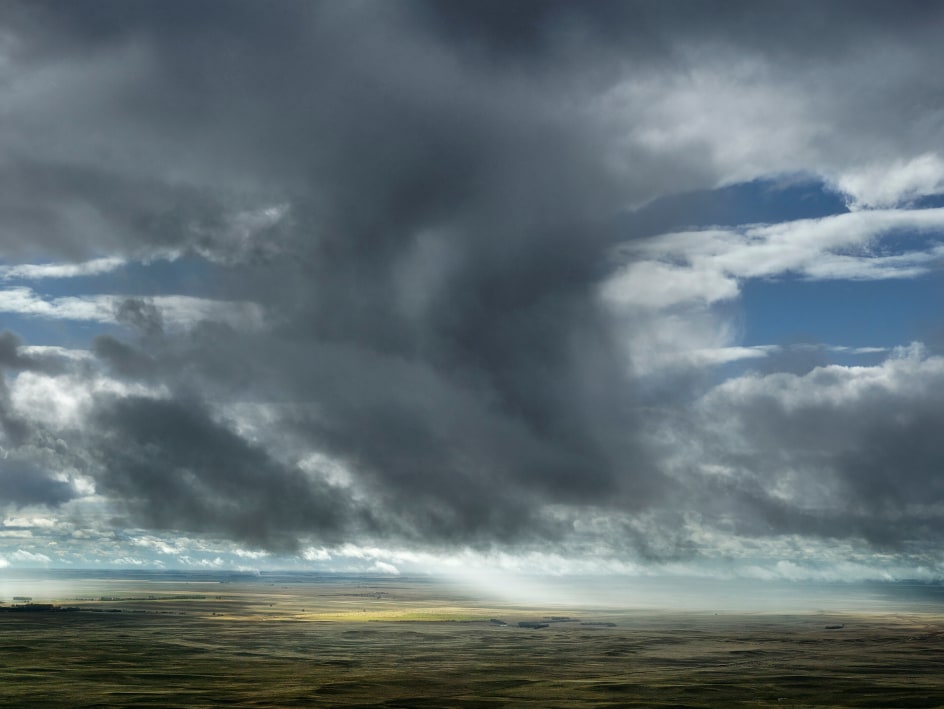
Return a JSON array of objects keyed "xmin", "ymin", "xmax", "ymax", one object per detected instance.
[{"xmin": 1, "ymin": 576, "xmax": 944, "ymax": 708}]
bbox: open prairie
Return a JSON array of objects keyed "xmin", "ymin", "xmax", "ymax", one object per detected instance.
[{"xmin": 2, "ymin": 574, "xmax": 944, "ymax": 708}]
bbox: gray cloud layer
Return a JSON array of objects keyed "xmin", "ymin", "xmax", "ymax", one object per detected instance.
[
  {"xmin": 642, "ymin": 350, "xmax": 944, "ymax": 568},
  {"xmin": 2, "ymin": 1, "xmax": 944, "ymax": 566}
]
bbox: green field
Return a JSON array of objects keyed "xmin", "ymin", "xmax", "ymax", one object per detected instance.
[{"xmin": 1, "ymin": 578, "xmax": 943, "ymax": 707}]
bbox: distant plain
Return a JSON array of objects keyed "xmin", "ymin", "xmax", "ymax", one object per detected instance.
[{"xmin": 1, "ymin": 572, "xmax": 943, "ymax": 708}]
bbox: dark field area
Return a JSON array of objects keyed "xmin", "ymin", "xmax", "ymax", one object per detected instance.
[{"xmin": 2, "ymin": 576, "xmax": 944, "ymax": 708}]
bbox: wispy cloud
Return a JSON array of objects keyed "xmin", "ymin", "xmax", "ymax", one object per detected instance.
[
  {"xmin": 0, "ymin": 257, "xmax": 126, "ymax": 280},
  {"xmin": 0, "ymin": 287, "xmax": 265, "ymax": 330},
  {"xmin": 604, "ymin": 208, "xmax": 944, "ymax": 309},
  {"xmin": 836, "ymin": 154, "xmax": 944, "ymax": 210}
]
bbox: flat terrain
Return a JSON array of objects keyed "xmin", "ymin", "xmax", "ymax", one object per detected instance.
[{"xmin": 1, "ymin": 576, "xmax": 944, "ymax": 707}]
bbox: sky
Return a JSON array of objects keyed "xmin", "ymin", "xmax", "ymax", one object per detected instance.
[{"xmin": 2, "ymin": 0, "xmax": 944, "ymax": 585}]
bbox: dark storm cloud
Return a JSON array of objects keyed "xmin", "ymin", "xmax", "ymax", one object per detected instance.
[
  {"xmin": 91, "ymin": 396, "xmax": 371, "ymax": 552},
  {"xmin": 0, "ymin": 331, "xmax": 34, "ymax": 371},
  {"xmin": 4, "ymin": 0, "xmax": 944, "ymax": 559},
  {"xmin": 0, "ymin": 378, "xmax": 29, "ymax": 448},
  {"xmin": 92, "ymin": 335, "xmax": 157, "ymax": 380},
  {"xmin": 91, "ymin": 298, "xmax": 165, "ymax": 380},
  {"xmin": 0, "ymin": 330, "xmax": 79, "ymax": 508},
  {"xmin": 0, "ymin": 459, "xmax": 75, "ymax": 508},
  {"xmin": 18, "ymin": 0, "xmax": 665, "ymax": 548},
  {"xmin": 418, "ymin": 0, "xmax": 944, "ymax": 69},
  {"xmin": 0, "ymin": 368, "xmax": 27, "ymax": 450},
  {"xmin": 0, "ymin": 160, "xmax": 230, "ymax": 259},
  {"xmin": 0, "ymin": 331, "xmax": 73, "ymax": 446},
  {"xmin": 114, "ymin": 298, "xmax": 164, "ymax": 339},
  {"xmin": 0, "ymin": 330, "xmax": 72, "ymax": 375}
]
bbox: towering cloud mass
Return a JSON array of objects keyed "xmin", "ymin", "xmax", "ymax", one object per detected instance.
[{"xmin": 2, "ymin": 1, "xmax": 944, "ymax": 576}]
